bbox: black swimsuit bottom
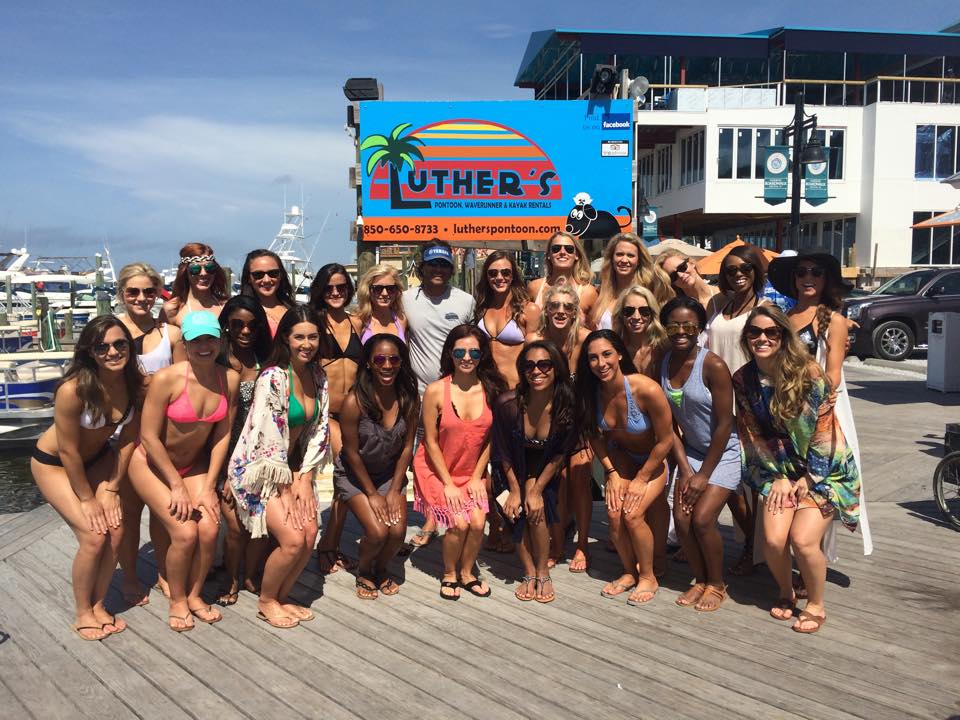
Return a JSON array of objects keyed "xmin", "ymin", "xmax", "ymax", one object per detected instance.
[{"xmin": 32, "ymin": 443, "xmax": 111, "ymax": 469}]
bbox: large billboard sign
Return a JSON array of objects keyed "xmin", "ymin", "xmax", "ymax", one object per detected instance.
[{"xmin": 358, "ymin": 100, "xmax": 634, "ymax": 242}]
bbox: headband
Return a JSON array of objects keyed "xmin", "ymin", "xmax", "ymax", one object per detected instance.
[{"xmin": 180, "ymin": 255, "xmax": 216, "ymax": 265}]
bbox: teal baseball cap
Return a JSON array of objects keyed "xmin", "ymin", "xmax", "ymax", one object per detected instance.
[{"xmin": 181, "ymin": 310, "xmax": 222, "ymax": 341}]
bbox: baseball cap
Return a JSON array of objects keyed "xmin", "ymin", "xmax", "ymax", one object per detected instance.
[
  {"xmin": 181, "ymin": 310, "xmax": 222, "ymax": 341},
  {"xmin": 422, "ymin": 245, "xmax": 454, "ymax": 265}
]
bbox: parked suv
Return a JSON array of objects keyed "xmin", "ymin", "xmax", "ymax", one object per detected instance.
[{"xmin": 845, "ymin": 269, "xmax": 960, "ymax": 361}]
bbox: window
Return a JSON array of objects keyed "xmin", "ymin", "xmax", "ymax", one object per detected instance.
[
  {"xmin": 934, "ymin": 273, "xmax": 960, "ymax": 295},
  {"xmin": 914, "ymin": 124, "xmax": 959, "ymax": 179},
  {"xmin": 736, "ymin": 129, "xmax": 752, "ymax": 179},
  {"xmin": 718, "ymin": 128, "xmax": 733, "ymax": 178},
  {"xmin": 719, "ymin": 126, "xmax": 844, "ymax": 180},
  {"xmin": 936, "ymin": 126, "xmax": 957, "ymax": 180},
  {"xmin": 820, "ymin": 217, "xmax": 857, "ymax": 264},
  {"xmin": 913, "ymin": 210, "xmax": 958, "ymax": 264},
  {"xmin": 638, "ymin": 153, "xmax": 654, "ymax": 199},
  {"xmin": 656, "ymin": 145, "xmax": 672, "ymax": 194},
  {"xmin": 680, "ymin": 130, "xmax": 704, "ymax": 186}
]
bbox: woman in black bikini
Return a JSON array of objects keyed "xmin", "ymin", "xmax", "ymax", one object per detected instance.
[
  {"xmin": 31, "ymin": 316, "xmax": 143, "ymax": 641},
  {"xmin": 310, "ymin": 263, "xmax": 364, "ymax": 574},
  {"xmin": 335, "ymin": 334, "xmax": 419, "ymax": 599},
  {"xmin": 217, "ymin": 295, "xmax": 273, "ymax": 604}
]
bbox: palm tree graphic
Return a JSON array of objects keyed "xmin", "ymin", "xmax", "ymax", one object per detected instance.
[{"xmin": 361, "ymin": 122, "xmax": 431, "ymax": 210}]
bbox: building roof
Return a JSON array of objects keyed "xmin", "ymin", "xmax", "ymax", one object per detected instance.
[{"xmin": 515, "ymin": 25, "xmax": 960, "ymax": 87}]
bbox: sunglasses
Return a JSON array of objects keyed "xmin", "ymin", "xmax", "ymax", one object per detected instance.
[
  {"xmin": 621, "ymin": 305, "xmax": 653, "ymax": 319},
  {"xmin": 371, "ymin": 283, "xmax": 397, "ymax": 295},
  {"xmin": 424, "ymin": 259, "xmax": 452, "ymax": 269},
  {"xmin": 669, "ymin": 259, "xmax": 689, "ymax": 283},
  {"xmin": 452, "ymin": 348, "xmax": 482, "ymax": 360},
  {"xmin": 665, "ymin": 321, "xmax": 700, "ymax": 337},
  {"xmin": 124, "ymin": 287, "xmax": 157, "ymax": 300},
  {"xmin": 794, "ymin": 265, "xmax": 825, "ymax": 279},
  {"xmin": 745, "ymin": 325, "xmax": 783, "ymax": 341},
  {"xmin": 93, "ymin": 339, "xmax": 129, "ymax": 356},
  {"xmin": 522, "ymin": 359, "xmax": 554, "ymax": 375},
  {"xmin": 228, "ymin": 318, "xmax": 260, "ymax": 334},
  {"xmin": 550, "ymin": 244, "xmax": 576, "ymax": 255},
  {"xmin": 372, "ymin": 354, "xmax": 402, "ymax": 367},
  {"xmin": 487, "ymin": 268, "xmax": 513, "ymax": 279},
  {"xmin": 324, "ymin": 283, "xmax": 348, "ymax": 296},
  {"xmin": 547, "ymin": 301, "xmax": 576, "ymax": 313},
  {"xmin": 724, "ymin": 262, "xmax": 754, "ymax": 277},
  {"xmin": 250, "ymin": 269, "xmax": 281, "ymax": 280},
  {"xmin": 188, "ymin": 262, "xmax": 217, "ymax": 276}
]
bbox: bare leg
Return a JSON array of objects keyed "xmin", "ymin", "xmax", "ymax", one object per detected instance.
[
  {"xmin": 181, "ymin": 468, "xmax": 221, "ymax": 622},
  {"xmin": 761, "ymin": 499, "xmax": 797, "ymax": 619},
  {"xmin": 603, "ymin": 506, "xmax": 639, "ymax": 595},
  {"xmin": 549, "ymin": 468, "xmax": 568, "ymax": 567},
  {"xmin": 118, "ymin": 481, "xmax": 148, "ymax": 605},
  {"xmin": 457, "ymin": 508, "xmax": 488, "ymax": 585},
  {"xmin": 149, "ymin": 511, "xmax": 170, "ymax": 597},
  {"xmin": 728, "ymin": 488, "xmax": 756, "ymax": 575},
  {"xmin": 513, "ymin": 524, "xmax": 537, "ymax": 600},
  {"xmin": 568, "ymin": 448, "xmax": 593, "ymax": 571},
  {"xmin": 128, "ymin": 450, "xmax": 199, "ymax": 631},
  {"xmin": 32, "ymin": 456, "xmax": 115, "ymax": 640},
  {"xmin": 622, "ymin": 466, "xmax": 668, "ymax": 603},
  {"xmin": 218, "ymin": 491, "xmax": 246, "ymax": 603},
  {"xmin": 375, "ymin": 502, "xmax": 408, "ymax": 592},
  {"xmin": 441, "ymin": 519, "xmax": 467, "ymax": 598},
  {"xmin": 258, "ymin": 495, "xmax": 308, "ymax": 626},
  {"xmin": 346, "ymin": 492, "xmax": 389, "ymax": 598},
  {"xmin": 529, "ymin": 515, "xmax": 554, "ymax": 602},
  {"xmin": 789, "ymin": 507, "xmax": 834, "ymax": 630},
  {"xmin": 647, "ymin": 488, "xmax": 670, "ymax": 578},
  {"xmin": 279, "ymin": 517, "xmax": 318, "ymax": 619},
  {"xmin": 690, "ymin": 486, "xmax": 732, "ymax": 586}
]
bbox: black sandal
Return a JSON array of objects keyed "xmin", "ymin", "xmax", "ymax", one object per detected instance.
[
  {"xmin": 355, "ymin": 576, "xmax": 378, "ymax": 600},
  {"xmin": 440, "ymin": 580, "xmax": 460, "ymax": 601},
  {"xmin": 459, "ymin": 578, "xmax": 491, "ymax": 598}
]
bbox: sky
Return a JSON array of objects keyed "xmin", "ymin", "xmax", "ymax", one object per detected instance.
[{"xmin": 0, "ymin": 0, "xmax": 955, "ymax": 274}]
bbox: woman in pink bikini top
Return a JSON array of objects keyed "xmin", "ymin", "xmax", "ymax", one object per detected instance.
[{"xmin": 128, "ymin": 310, "xmax": 239, "ymax": 633}]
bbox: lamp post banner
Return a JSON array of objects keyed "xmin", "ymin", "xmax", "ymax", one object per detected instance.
[
  {"xmin": 763, "ymin": 145, "xmax": 789, "ymax": 205},
  {"xmin": 804, "ymin": 147, "xmax": 830, "ymax": 207},
  {"xmin": 358, "ymin": 100, "xmax": 634, "ymax": 242},
  {"xmin": 641, "ymin": 207, "xmax": 659, "ymax": 244}
]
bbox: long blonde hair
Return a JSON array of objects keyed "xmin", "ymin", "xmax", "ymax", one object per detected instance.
[
  {"xmin": 594, "ymin": 232, "xmax": 673, "ymax": 325},
  {"xmin": 536, "ymin": 284, "xmax": 582, "ymax": 354},
  {"xmin": 740, "ymin": 305, "xmax": 825, "ymax": 426},
  {"xmin": 544, "ymin": 231, "xmax": 593, "ymax": 285},
  {"xmin": 117, "ymin": 262, "xmax": 163, "ymax": 293},
  {"xmin": 355, "ymin": 264, "xmax": 405, "ymax": 328},
  {"xmin": 611, "ymin": 285, "xmax": 668, "ymax": 348}
]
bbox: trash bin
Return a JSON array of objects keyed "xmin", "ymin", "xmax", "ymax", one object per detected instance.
[{"xmin": 926, "ymin": 312, "xmax": 960, "ymax": 392}]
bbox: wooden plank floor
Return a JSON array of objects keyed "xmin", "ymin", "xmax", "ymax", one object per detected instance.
[{"xmin": 0, "ymin": 498, "xmax": 957, "ymax": 720}]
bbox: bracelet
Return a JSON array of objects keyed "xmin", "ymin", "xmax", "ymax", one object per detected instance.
[
  {"xmin": 604, "ymin": 467, "xmax": 616, "ymax": 475},
  {"xmin": 103, "ymin": 488, "xmax": 120, "ymax": 493}
]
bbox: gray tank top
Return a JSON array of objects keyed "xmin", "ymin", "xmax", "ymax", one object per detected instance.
[{"xmin": 660, "ymin": 348, "xmax": 737, "ymax": 457}]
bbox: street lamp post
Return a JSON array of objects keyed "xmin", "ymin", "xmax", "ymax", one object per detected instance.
[{"xmin": 781, "ymin": 92, "xmax": 827, "ymax": 249}]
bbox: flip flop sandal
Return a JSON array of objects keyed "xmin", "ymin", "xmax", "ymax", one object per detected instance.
[
  {"xmin": 168, "ymin": 614, "xmax": 194, "ymax": 633},
  {"xmin": 515, "ymin": 575, "xmax": 536, "ymax": 601},
  {"xmin": 600, "ymin": 581, "xmax": 636, "ymax": 599},
  {"xmin": 792, "ymin": 610, "xmax": 826, "ymax": 634},
  {"xmin": 335, "ymin": 552, "xmax": 357, "ymax": 572},
  {"xmin": 440, "ymin": 580, "xmax": 460, "ymax": 601},
  {"xmin": 460, "ymin": 578, "xmax": 491, "ymax": 598},
  {"xmin": 72, "ymin": 624, "xmax": 108, "ymax": 641},
  {"xmin": 770, "ymin": 597, "xmax": 796, "ymax": 621},
  {"xmin": 675, "ymin": 582, "xmax": 707, "ymax": 607},
  {"xmin": 355, "ymin": 576, "xmax": 378, "ymax": 600},
  {"xmin": 377, "ymin": 576, "xmax": 400, "ymax": 596},
  {"xmin": 256, "ymin": 611, "xmax": 299, "ymax": 629},
  {"xmin": 101, "ymin": 614, "xmax": 126, "ymax": 634},
  {"xmin": 218, "ymin": 590, "xmax": 239, "ymax": 606},
  {"xmin": 408, "ymin": 529, "xmax": 438, "ymax": 548},
  {"xmin": 535, "ymin": 576, "xmax": 555, "ymax": 604},
  {"xmin": 189, "ymin": 605, "xmax": 223, "ymax": 624},
  {"xmin": 626, "ymin": 586, "xmax": 659, "ymax": 606},
  {"xmin": 568, "ymin": 553, "xmax": 589, "ymax": 573},
  {"xmin": 694, "ymin": 584, "xmax": 727, "ymax": 613},
  {"xmin": 291, "ymin": 607, "xmax": 315, "ymax": 622}
]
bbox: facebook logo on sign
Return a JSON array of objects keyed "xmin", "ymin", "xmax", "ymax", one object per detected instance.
[{"xmin": 601, "ymin": 113, "xmax": 630, "ymax": 130}]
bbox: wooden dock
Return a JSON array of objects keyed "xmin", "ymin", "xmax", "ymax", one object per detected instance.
[{"xmin": 0, "ymin": 498, "xmax": 957, "ymax": 720}]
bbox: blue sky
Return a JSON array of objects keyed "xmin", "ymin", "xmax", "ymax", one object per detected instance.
[{"xmin": 1, "ymin": 1, "xmax": 955, "ymax": 274}]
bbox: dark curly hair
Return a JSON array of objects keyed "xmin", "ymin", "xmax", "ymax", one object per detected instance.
[
  {"xmin": 438, "ymin": 324, "xmax": 508, "ymax": 406},
  {"xmin": 516, "ymin": 340, "xmax": 576, "ymax": 429},
  {"xmin": 354, "ymin": 334, "xmax": 419, "ymax": 424},
  {"xmin": 574, "ymin": 329, "xmax": 639, "ymax": 440}
]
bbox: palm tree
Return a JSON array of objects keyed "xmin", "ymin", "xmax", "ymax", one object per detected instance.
[{"xmin": 360, "ymin": 123, "xmax": 431, "ymax": 210}]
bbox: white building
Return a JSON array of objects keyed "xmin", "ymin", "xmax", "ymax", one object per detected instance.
[{"xmin": 516, "ymin": 26, "xmax": 960, "ymax": 276}]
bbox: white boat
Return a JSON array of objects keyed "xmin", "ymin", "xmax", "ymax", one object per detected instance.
[{"xmin": 0, "ymin": 356, "xmax": 67, "ymax": 448}]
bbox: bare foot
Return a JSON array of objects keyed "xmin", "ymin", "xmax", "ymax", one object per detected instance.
[
  {"xmin": 154, "ymin": 575, "xmax": 171, "ymax": 599},
  {"xmin": 282, "ymin": 602, "xmax": 314, "ymax": 621},
  {"xmin": 568, "ymin": 548, "xmax": 589, "ymax": 573},
  {"xmin": 675, "ymin": 582, "xmax": 706, "ymax": 607},
  {"xmin": 627, "ymin": 583, "xmax": 659, "ymax": 605},
  {"xmin": 792, "ymin": 603, "xmax": 826, "ymax": 633},
  {"xmin": 601, "ymin": 574, "xmax": 637, "ymax": 598},
  {"xmin": 243, "ymin": 578, "xmax": 261, "ymax": 596},
  {"xmin": 218, "ymin": 580, "xmax": 240, "ymax": 606},
  {"xmin": 93, "ymin": 605, "xmax": 127, "ymax": 634},
  {"xmin": 257, "ymin": 600, "xmax": 299, "ymax": 627},
  {"xmin": 168, "ymin": 601, "xmax": 194, "ymax": 632},
  {"xmin": 189, "ymin": 603, "xmax": 222, "ymax": 624}
]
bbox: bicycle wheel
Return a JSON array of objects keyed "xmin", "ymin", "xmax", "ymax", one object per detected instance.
[{"xmin": 933, "ymin": 451, "xmax": 960, "ymax": 531}]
